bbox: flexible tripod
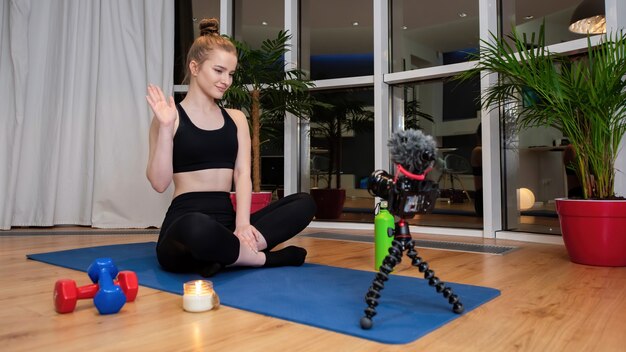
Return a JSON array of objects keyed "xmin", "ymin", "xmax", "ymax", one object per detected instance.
[{"xmin": 360, "ymin": 219, "xmax": 465, "ymax": 329}]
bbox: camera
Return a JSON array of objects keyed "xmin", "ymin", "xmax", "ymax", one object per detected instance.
[{"xmin": 367, "ymin": 169, "xmax": 439, "ymax": 218}]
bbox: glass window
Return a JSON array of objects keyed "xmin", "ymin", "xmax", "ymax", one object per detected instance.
[
  {"xmin": 501, "ymin": 0, "xmax": 594, "ymax": 47},
  {"xmin": 300, "ymin": 0, "xmax": 374, "ymax": 80},
  {"xmin": 234, "ymin": 0, "xmax": 285, "ymax": 49},
  {"xmin": 390, "ymin": 79, "xmax": 482, "ymax": 229},
  {"xmin": 169, "ymin": 0, "xmax": 610, "ymax": 235},
  {"xmin": 501, "ymin": 97, "xmax": 567, "ymax": 235},
  {"xmin": 231, "ymin": 0, "xmax": 286, "ymax": 193},
  {"xmin": 499, "ymin": 0, "xmax": 595, "ymax": 234},
  {"xmin": 390, "ymin": 0, "xmax": 479, "ymax": 72},
  {"xmin": 174, "ymin": 0, "xmax": 220, "ymax": 85},
  {"xmin": 308, "ymin": 87, "xmax": 375, "ymax": 222}
]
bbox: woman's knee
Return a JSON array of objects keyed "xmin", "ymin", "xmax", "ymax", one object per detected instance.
[{"xmin": 287, "ymin": 192, "xmax": 317, "ymax": 219}]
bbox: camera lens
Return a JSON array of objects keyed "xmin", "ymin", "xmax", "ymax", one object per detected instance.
[{"xmin": 367, "ymin": 170, "xmax": 393, "ymax": 198}]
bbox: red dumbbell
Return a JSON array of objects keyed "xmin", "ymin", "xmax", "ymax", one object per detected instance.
[{"xmin": 53, "ymin": 271, "xmax": 138, "ymax": 313}]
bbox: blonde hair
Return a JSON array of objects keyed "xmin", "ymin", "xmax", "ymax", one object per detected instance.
[{"xmin": 184, "ymin": 18, "xmax": 237, "ymax": 84}]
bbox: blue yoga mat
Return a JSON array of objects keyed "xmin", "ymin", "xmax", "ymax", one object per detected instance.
[{"xmin": 28, "ymin": 242, "xmax": 500, "ymax": 344}]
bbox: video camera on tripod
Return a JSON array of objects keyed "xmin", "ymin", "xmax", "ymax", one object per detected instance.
[
  {"xmin": 359, "ymin": 129, "xmax": 464, "ymax": 330},
  {"xmin": 367, "ymin": 129, "xmax": 439, "ymax": 218}
]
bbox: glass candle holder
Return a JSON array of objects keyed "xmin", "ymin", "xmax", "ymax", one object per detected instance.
[{"xmin": 182, "ymin": 280, "xmax": 220, "ymax": 312}]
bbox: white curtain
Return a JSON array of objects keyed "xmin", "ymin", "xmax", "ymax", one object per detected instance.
[{"xmin": 0, "ymin": 0, "xmax": 174, "ymax": 229}]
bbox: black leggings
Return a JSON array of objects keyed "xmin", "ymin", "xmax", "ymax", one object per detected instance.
[{"xmin": 156, "ymin": 192, "xmax": 316, "ymax": 273}]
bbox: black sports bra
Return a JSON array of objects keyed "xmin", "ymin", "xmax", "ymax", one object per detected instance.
[{"xmin": 172, "ymin": 104, "xmax": 238, "ymax": 173}]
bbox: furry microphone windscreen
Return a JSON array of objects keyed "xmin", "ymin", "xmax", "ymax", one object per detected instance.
[{"xmin": 387, "ymin": 129, "xmax": 437, "ymax": 174}]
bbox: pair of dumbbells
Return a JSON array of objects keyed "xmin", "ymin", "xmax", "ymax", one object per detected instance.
[{"xmin": 54, "ymin": 257, "xmax": 138, "ymax": 315}]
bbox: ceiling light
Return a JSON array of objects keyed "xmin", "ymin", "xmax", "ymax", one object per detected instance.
[
  {"xmin": 352, "ymin": 21, "xmax": 359, "ymax": 26},
  {"xmin": 402, "ymin": 26, "xmax": 408, "ymax": 30},
  {"xmin": 458, "ymin": 12, "xmax": 467, "ymax": 18},
  {"xmin": 524, "ymin": 15, "xmax": 534, "ymax": 20},
  {"xmin": 261, "ymin": 21, "xmax": 268, "ymax": 26},
  {"xmin": 569, "ymin": 0, "xmax": 606, "ymax": 34}
]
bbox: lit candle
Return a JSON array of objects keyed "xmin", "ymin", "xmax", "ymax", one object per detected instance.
[{"xmin": 182, "ymin": 280, "xmax": 220, "ymax": 312}]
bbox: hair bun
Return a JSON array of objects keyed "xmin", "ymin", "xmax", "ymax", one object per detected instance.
[{"xmin": 199, "ymin": 18, "xmax": 220, "ymax": 36}]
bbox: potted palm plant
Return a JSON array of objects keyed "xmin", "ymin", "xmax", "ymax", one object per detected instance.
[
  {"xmin": 309, "ymin": 91, "xmax": 374, "ymax": 219},
  {"xmin": 223, "ymin": 30, "xmax": 314, "ymax": 212},
  {"xmin": 459, "ymin": 24, "xmax": 626, "ymax": 266}
]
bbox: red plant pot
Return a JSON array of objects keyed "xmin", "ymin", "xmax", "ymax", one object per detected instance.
[
  {"xmin": 230, "ymin": 192, "xmax": 272, "ymax": 214},
  {"xmin": 310, "ymin": 188, "xmax": 346, "ymax": 219},
  {"xmin": 555, "ymin": 198, "xmax": 626, "ymax": 266}
]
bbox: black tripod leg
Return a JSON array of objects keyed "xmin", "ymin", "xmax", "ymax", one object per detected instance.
[
  {"xmin": 406, "ymin": 240, "xmax": 464, "ymax": 314},
  {"xmin": 360, "ymin": 240, "xmax": 404, "ymax": 329}
]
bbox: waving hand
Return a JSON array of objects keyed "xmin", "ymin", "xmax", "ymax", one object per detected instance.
[{"xmin": 146, "ymin": 84, "xmax": 177, "ymax": 127}]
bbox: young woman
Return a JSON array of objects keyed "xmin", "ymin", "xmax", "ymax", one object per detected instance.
[{"xmin": 146, "ymin": 18, "xmax": 315, "ymax": 277}]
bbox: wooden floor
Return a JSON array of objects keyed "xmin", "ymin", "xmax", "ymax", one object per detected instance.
[{"xmin": 2, "ymin": 227, "xmax": 625, "ymax": 351}]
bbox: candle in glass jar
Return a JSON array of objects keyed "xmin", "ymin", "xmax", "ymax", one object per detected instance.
[{"xmin": 182, "ymin": 280, "xmax": 220, "ymax": 312}]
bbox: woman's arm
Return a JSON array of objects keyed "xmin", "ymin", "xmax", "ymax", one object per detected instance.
[
  {"xmin": 229, "ymin": 108, "xmax": 262, "ymax": 252},
  {"xmin": 230, "ymin": 108, "xmax": 252, "ymax": 224},
  {"xmin": 145, "ymin": 85, "xmax": 177, "ymax": 193}
]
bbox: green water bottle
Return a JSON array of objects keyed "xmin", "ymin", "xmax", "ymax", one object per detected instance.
[{"xmin": 374, "ymin": 201, "xmax": 395, "ymax": 271}]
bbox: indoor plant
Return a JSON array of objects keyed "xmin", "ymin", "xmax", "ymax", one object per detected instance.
[
  {"xmin": 460, "ymin": 24, "xmax": 626, "ymax": 266},
  {"xmin": 309, "ymin": 91, "xmax": 374, "ymax": 219},
  {"xmin": 223, "ymin": 30, "xmax": 314, "ymax": 211}
]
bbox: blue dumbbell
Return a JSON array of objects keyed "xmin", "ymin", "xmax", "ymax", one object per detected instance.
[{"xmin": 87, "ymin": 258, "xmax": 127, "ymax": 315}]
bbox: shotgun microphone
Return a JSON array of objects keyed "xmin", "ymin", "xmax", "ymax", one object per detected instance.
[{"xmin": 387, "ymin": 129, "xmax": 437, "ymax": 176}]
